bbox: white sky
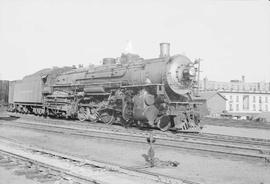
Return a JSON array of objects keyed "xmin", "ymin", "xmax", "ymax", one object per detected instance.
[{"xmin": 0, "ymin": 0, "xmax": 270, "ymax": 82}]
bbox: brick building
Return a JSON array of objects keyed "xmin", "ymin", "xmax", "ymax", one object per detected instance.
[
  {"xmin": 200, "ymin": 76, "xmax": 270, "ymax": 92},
  {"xmin": 221, "ymin": 91, "xmax": 270, "ymax": 115},
  {"xmin": 194, "ymin": 91, "xmax": 227, "ymax": 117},
  {"xmin": 199, "ymin": 77, "xmax": 270, "ymax": 117}
]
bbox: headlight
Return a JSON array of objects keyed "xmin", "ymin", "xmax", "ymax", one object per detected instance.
[{"xmin": 189, "ymin": 67, "xmax": 196, "ymax": 76}]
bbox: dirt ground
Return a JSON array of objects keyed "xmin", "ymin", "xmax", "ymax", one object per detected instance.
[
  {"xmin": 0, "ymin": 123, "xmax": 269, "ymax": 184},
  {"xmin": 202, "ymin": 125, "xmax": 270, "ymax": 139},
  {"xmin": 0, "ymin": 167, "xmax": 37, "ymax": 184},
  {"xmin": 202, "ymin": 117, "xmax": 270, "ymax": 130}
]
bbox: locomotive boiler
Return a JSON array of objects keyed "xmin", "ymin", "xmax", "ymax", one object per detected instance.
[{"xmin": 9, "ymin": 43, "xmax": 201, "ymax": 132}]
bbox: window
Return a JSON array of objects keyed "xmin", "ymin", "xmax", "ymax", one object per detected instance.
[
  {"xmin": 229, "ymin": 104, "xmax": 233, "ymax": 111},
  {"xmin": 253, "ymin": 96, "xmax": 256, "ymax": 103},
  {"xmin": 259, "ymin": 104, "xmax": 262, "ymax": 111},
  {"xmin": 236, "ymin": 104, "xmax": 239, "ymax": 111},
  {"xmin": 41, "ymin": 75, "xmax": 48, "ymax": 84},
  {"xmin": 230, "ymin": 96, "xmax": 233, "ymax": 102},
  {"xmin": 259, "ymin": 96, "xmax": 262, "ymax": 103},
  {"xmin": 236, "ymin": 96, "xmax": 239, "ymax": 102},
  {"xmin": 265, "ymin": 97, "xmax": 268, "ymax": 103},
  {"xmin": 243, "ymin": 95, "xmax": 249, "ymax": 110},
  {"xmin": 253, "ymin": 104, "xmax": 256, "ymax": 111},
  {"xmin": 266, "ymin": 105, "xmax": 268, "ymax": 111}
]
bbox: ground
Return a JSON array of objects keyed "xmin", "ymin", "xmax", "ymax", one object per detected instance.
[
  {"xmin": 202, "ymin": 125, "xmax": 270, "ymax": 139},
  {"xmin": 0, "ymin": 123, "xmax": 269, "ymax": 184},
  {"xmin": 202, "ymin": 117, "xmax": 270, "ymax": 130},
  {"xmin": 0, "ymin": 167, "xmax": 37, "ymax": 184}
]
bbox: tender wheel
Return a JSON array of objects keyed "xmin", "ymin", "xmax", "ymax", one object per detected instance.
[
  {"xmin": 99, "ymin": 110, "xmax": 114, "ymax": 125},
  {"xmin": 77, "ymin": 107, "xmax": 87, "ymax": 122},
  {"xmin": 155, "ymin": 115, "xmax": 171, "ymax": 131}
]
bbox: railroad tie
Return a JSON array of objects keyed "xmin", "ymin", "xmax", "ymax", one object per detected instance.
[
  {"xmin": 12, "ymin": 164, "xmax": 41, "ymax": 179},
  {"xmin": 32, "ymin": 172, "xmax": 57, "ymax": 181},
  {"xmin": 36, "ymin": 175, "xmax": 58, "ymax": 183},
  {"xmin": 53, "ymin": 178, "xmax": 73, "ymax": 184},
  {"xmin": 24, "ymin": 169, "xmax": 44, "ymax": 179},
  {"xmin": 0, "ymin": 160, "xmax": 20, "ymax": 169},
  {"xmin": 13, "ymin": 165, "xmax": 33, "ymax": 175},
  {"xmin": 0, "ymin": 158, "xmax": 11, "ymax": 164}
]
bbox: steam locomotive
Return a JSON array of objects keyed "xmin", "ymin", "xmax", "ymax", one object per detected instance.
[{"xmin": 8, "ymin": 43, "xmax": 201, "ymax": 132}]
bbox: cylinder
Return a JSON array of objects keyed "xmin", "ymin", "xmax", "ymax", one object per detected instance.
[{"xmin": 159, "ymin": 43, "xmax": 170, "ymax": 57}]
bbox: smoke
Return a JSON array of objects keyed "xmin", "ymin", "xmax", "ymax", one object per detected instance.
[{"xmin": 123, "ymin": 40, "xmax": 135, "ymax": 54}]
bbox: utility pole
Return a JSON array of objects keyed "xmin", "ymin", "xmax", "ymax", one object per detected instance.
[{"xmin": 194, "ymin": 58, "xmax": 202, "ymax": 96}]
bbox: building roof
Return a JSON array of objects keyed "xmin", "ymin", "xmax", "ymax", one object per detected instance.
[
  {"xmin": 194, "ymin": 91, "xmax": 227, "ymax": 101},
  {"xmin": 218, "ymin": 90, "xmax": 270, "ymax": 94}
]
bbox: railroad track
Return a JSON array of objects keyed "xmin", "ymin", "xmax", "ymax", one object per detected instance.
[
  {"xmin": 0, "ymin": 140, "xmax": 104, "ymax": 184},
  {"xmin": 1, "ymin": 118, "xmax": 270, "ymax": 163},
  {"xmin": 7, "ymin": 112, "xmax": 270, "ymax": 146},
  {"xmin": 201, "ymin": 117, "xmax": 270, "ymax": 130},
  {"xmin": 203, "ymin": 122, "xmax": 270, "ymax": 130},
  {"xmin": 0, "ymin": 136, "xmax": 198, "ymax": 184}
]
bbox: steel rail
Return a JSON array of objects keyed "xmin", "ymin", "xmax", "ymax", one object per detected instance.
[
  {"xmin": 0, "ymin": 148, "xmax": 104, "ymax": 184},
  {"xmin": 202, "ymin": 118, "xmax": 270, "ymax": 130},
  {"xmin": 7, "ymin": 112, "xmax": 270, "ymax": 147},
  {"xmin": 1, "ymin": 120, "xmax": 270, "ymax": 163},
  {"xmin": 3, "ymin": 119, "xmax": 270, "ymax": 150},
  {"xmin": 0, "ymin": 136, "xmax": 199, "ymax": 184}
]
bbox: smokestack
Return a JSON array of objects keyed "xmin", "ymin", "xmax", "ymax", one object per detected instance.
[{"xmin": 159, "ymin": 43, "xmax": 170, "ymax": 57}]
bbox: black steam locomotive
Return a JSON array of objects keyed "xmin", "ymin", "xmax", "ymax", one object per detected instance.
[{"xmin": 8, "ymin": 43, "xmax": 201, "ymax": 132}]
